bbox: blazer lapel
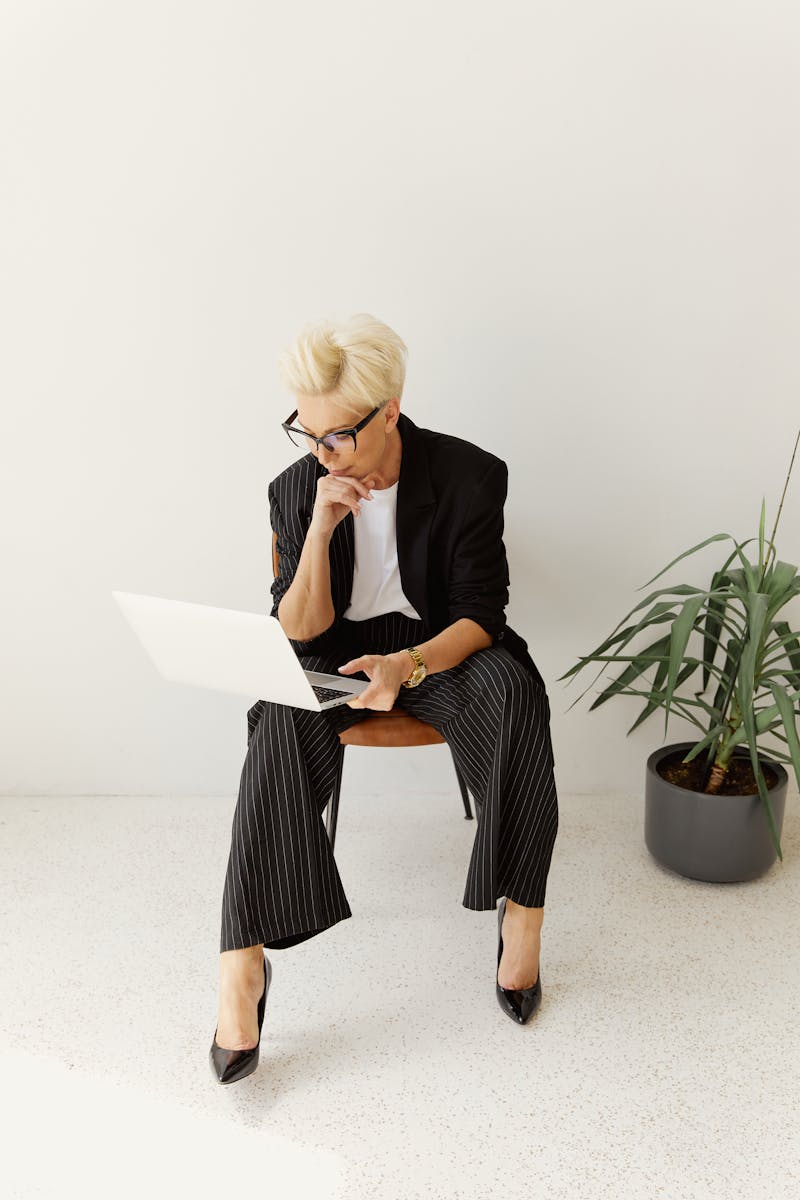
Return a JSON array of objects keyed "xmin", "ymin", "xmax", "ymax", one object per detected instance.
[
  {"xmin": 395, "ymin": 411, "xmax": 435, "ymax": 626},
  {"xmin": 339, "ymin": 508, "xmax": 355, "ymax": 611}
]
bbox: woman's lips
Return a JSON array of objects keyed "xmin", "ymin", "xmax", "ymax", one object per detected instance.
[{"xmin": 328, "ymin": 469, "xmax": 350, "ymax": 476}]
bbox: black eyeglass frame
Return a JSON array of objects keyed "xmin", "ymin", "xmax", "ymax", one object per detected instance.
[{"xmin": 281, "ymin": 404, "xmax": 383, "ymax": 454}]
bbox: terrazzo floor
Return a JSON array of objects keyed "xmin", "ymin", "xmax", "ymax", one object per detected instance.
[{"xmin": 1, "ymin": 779, "xmax": 798, "ymax": 1200}]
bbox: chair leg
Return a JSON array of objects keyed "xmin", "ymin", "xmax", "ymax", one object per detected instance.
[
  {"xmin": 326, "ymin": 741, "xmax": 346, "ymax": 851},
  {"xmin": 449, "ymin": 747, "xmax": 474, "ymax": 820}
]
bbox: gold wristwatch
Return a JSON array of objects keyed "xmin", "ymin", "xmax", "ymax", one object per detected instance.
[{"xmin": 401, "ymin": 645, "xmax": 428, "ymax": 688}]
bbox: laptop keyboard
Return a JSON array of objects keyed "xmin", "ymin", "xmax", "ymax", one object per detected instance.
[{"xmin": 311, "ymin": 684, "xmax": 352, "ymax": 703}]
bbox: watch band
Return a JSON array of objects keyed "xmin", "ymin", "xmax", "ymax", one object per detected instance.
[{"xmin": 401, "ymin": 645, "xmax": 428, "ymax": 688}]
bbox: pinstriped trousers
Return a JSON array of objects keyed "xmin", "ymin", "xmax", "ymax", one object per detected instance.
[{"xmin": 219, "ymin": 611, "xmax": 559, "ymax": 953}]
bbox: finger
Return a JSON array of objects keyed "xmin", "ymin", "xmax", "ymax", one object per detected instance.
[
  {"xmin": 340, "ymin": 476, "xmax": 375, "ymax": 500},
  {"xmin": 323, "ymin": 477, "xmax": 372, "ymax": 515},
  {"xmin": 321, "ymin": 478, "xmax": 372, "ymax": 509},
  {"xmin": 325, "ymin": 475, "xmax": 374, "ymax": 500},
  {"xmin": 338, "ymin": 659, "xmax": 362, "ymax": 673},
  {"xmin": 331, "ymin": 475, "xmax": 376, "ymax": 499}
]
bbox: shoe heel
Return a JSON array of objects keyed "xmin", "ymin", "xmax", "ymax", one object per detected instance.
[
  {"xmin": 495, "ymin": 897, "xmax": 542, "ymax": 1025},
  {"xmin": 210, "ymin": 951, "xmax": 272, "ymax": 1084}
]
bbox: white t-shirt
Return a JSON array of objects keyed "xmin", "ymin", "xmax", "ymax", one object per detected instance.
[{"xmin": 342, "ymin": 480, "xmax": 422, "ymax": 621}]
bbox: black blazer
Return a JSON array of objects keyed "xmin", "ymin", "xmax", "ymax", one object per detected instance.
[{"xmin": 267, "ymin": 410, "xmax": 544, "ymax": 689}]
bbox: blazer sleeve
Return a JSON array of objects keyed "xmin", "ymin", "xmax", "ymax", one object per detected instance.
[
  {"xmin": 446, "ymin": 458, "xmax": 510, "ymax": 638},
  {"xmin": 268, "ymin": 480, "xmax": 301, "ymax": 616}
]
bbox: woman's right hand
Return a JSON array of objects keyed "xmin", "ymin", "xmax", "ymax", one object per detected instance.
[{"xmin": 309, "ymin": 472, "xmax": 375, "ymax": 538}]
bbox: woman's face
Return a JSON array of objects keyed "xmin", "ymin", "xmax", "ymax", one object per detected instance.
[{"xmin": 294, "ymin": 393, "xmax": 400, "ymax": 480}]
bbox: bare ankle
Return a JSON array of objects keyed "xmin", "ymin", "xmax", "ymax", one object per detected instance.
[
  {"xmin": 506, "ymin": 899, "xmax": 543, "ymax": 918},
  {"xmin": 220, "ymin": 946, "xmax": 264, "ymax": 976},
  {"xmin": 221, "ymin": 944, "xmax": 264, "ymax": 959}
]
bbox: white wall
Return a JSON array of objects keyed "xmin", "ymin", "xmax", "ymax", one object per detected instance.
[{"xmin": 2, "ymin": 0, "xmax": 799, "ymax": 801}]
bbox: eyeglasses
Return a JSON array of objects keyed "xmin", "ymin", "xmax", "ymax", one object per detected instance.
[{"xmin": 281, "ymin": 405, "xmax": 383, "ymax": 454}]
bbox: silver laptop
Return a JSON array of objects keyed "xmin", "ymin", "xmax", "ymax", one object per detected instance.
[{"xmin": 111, "ymin": 590, "xmax": 369, "ymax": 711}]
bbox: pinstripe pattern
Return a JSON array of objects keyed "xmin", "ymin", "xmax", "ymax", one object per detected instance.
[
  {"xmin": 261, "ymin": 413, "xmax": 550, "ymax": 691},
  {"xmin": 220, "ymin": 610, "xmax": 559, "ymax": 952},
  {"xmin": 219, "ymin": 416, "xmax": 559, "ymax": 952}
]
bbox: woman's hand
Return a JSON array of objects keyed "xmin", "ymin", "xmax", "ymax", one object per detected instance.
[
  {"xmin": 309, "ymin": 473, "xmax": 375, "ymax": 538},
  {"xmin": 338, "ymin": 652, "xmax": 411, "ymax": 710}
]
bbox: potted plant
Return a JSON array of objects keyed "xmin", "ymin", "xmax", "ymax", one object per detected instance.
[{"xmin": 557, "ymin": 430, "xmax": 800, "ymax": 883}]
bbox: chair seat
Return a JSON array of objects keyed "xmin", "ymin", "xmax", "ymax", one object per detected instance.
[{"xmin": 338, "ymin": 706, "xmax": 446, "ymax": 748}]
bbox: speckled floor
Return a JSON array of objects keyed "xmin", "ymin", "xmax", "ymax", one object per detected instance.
[{"xmin": 1, "ymin": 784, "xmax": 798, "ymax": 1200}]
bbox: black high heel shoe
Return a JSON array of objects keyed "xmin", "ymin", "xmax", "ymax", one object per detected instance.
[
  {"xmin": 496, "ymin": 897, "xmax": 542, "ymax": 1025},
  {"xmin": 210, "ymin": 951, "xmax": 272, "ymax": 1084}
]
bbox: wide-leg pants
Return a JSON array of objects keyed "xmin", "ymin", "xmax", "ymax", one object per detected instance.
[{"xmin": 220, "ymin": 611, "xmax": 559, "ymax": 952}]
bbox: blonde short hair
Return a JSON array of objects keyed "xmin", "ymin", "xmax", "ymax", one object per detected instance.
[{"xmin": 278, "ymin": 313, "xmax": 408, "ymax": 419}]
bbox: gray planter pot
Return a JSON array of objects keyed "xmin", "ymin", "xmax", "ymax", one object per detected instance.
[{"xmin": 644, "ymin": 740, "xmax": 787, "ymax": 883}]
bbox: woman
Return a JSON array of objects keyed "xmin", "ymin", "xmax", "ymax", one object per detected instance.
[{"xmin": 210, "ymin": 313, "xmax": 559, "ymax": 1082}]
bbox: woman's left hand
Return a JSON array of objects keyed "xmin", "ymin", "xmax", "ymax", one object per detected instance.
[{"xmin": 338, "ymin": 653, "xmax": 409, "ymax": 710}]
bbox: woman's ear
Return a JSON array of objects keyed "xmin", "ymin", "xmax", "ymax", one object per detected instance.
[{"xmin": 383, "ymin": 397, "xmax": 400, "ymax": 431}]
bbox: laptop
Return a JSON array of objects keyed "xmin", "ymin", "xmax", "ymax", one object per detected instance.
[{"xmin": 111, "ymin": 590, "xmax": 370, "ymax": 711}]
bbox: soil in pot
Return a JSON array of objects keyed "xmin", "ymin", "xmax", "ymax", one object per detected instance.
[{"xmin": 656, "ymin": 749, "xmax": 780, "ymax": 795}]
